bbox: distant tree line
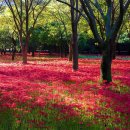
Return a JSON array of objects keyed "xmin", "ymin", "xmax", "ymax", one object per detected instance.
[{"xmin": 0, "ymin": 26, "xmax": 129, "ymax": 56}]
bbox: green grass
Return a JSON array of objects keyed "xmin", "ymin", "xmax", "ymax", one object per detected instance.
[
  {"xmin": 79, "ymin": 54, "xmax": 101, "ymax": 59},
  {"xmin": 0, "ymin": 106, "xmax": 107, "ymax": 130}
]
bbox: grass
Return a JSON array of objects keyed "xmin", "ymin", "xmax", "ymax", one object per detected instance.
[{"xmin": 0, "ymin": 106, "xmax": 107, "ymax": 130}]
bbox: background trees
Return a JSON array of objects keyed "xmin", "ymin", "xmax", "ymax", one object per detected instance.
[
  {"xmin": 0, "ymin": 29, "xmax": 11, "ymax": 54},
  {"xmin": 0, "ymin": 0, "xmax": 129, "ymax": 83},
  {"xmin": 5, "ymin": 0, "xmax": 51, "ymax": 63},
  {"xmin": 57, "ymin": 0, "xmax": 129, "ymax": 82}
]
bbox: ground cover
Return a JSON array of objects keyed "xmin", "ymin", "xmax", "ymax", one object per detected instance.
[{"xmin": 0, "ymin": 55, "xmax": 130, "ymax": 130}]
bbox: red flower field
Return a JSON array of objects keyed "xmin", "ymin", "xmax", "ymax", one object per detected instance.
[{"xmin": 0, "ymin": 55, "xmax": 130, "ymax": 129}]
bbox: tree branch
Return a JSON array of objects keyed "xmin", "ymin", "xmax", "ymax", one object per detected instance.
[
  {"xmin": 80, "ymin": 0, "xmax": 103, "ymax": 44},
  {"xmin": 56, "ymin": 0, "xmax": 88, "ymax": 21}
]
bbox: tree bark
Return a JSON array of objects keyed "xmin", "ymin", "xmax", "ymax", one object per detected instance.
[
  {"xmin": 112, "ymin": 42, "xmax": 117, "ymax": 59},
  {"xmin": 22, "ymin": 45, "xmax": 27, "ymax": 64},
  {"xmin": 11, "ymin": 37, "xmax": 16, "ymax": 61},
  {"xmin": 101, "ymin": 44, "xmax": 112, "ymax": 83},
  {"xmin": 4, "ymin": 49, "xmax": 6, "ymax": 55},
  {"xmin": 20, "ymin": 33, "xmax": 29, "ymax": 64},
  {"xmin": 68, "ymin": 42, "xmax": 73, "ymax": 61},
  {"xmin": 72, "ymin": 25, "xmax": 78, "ymax": 71},
  {"xmin": 31, "ymin": 47, "xmax": 35, "ymax": 57},
  {"xmin": 12, "ymin": 48, "xmax": 16, "ymax": 61},
  {"xmin": 60, "ymin": 43, "xmax": 63, "ymax": 58},
  {"xmin": 69, "ymin": 0, "xmax": 79, "ymax": 71}
]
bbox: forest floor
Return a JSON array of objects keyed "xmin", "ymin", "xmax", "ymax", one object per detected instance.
[{"xmin": 0, "ymin": 54, "xmax": 130, "ymax": 130}]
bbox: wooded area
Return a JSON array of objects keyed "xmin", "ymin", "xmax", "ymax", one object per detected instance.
[
  {"xmin": 0, "ymin": 0, "xmax": 129, "ymax": 83},
  {"xmin": 0, "ymin": 1, "xmax": 130, "ymax": 129}
]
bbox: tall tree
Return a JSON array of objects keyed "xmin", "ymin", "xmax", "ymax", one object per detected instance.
[
  {"xmin": 80, "ymin": 0, "xmax": 130, "ymax": 83},
  {"xmin": 57, "ymin": 0, "xmax": 130, "ymax": 82},
  {"xmin": 5, "ymin": 0, "xmax": 51, "ymax": 63},
  {"xmin": 70, "ymin": 0, "xmax": 80, "ymax": 70},
  {"xmin": 57, "ymin": 0, "xmax": 81, "ymax": 71}
]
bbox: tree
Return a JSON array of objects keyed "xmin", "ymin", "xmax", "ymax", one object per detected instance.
[
  {"xmin": 79, "ymin": 0, "xmax": 130, "ymax": 83},
  {"xmin": 57, "ymin": 0, "xmax": 130, "ymax": 82},
  {"xmin": 70, "ymin": 0, "xmax": 80, "ymax": 70},
  {"xmin": 0, "ymin": 29, "xmax": 11, "ymax": 55},
  {"xmin": 0, "ymin": 6, "xmax": 20, "ymax": 60},
  {"xmin": 57, "ymin": 0, "xmax": 82, "ymax": 71},
  {"xmin": 10, "ymin": 34, "xmax": 17, "ymax": 60},
  {"xmin": 5, "ymin": 0, "xmax": 51, "ymax": 63},
  {"xmin": 48, "ymin": 3, "xmax": 71, "ymax": 57}
]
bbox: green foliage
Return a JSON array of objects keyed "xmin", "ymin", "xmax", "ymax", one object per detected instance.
[
  {"xmin": 0, "ymin": 29, "xmax": 11, "ymax": 49},
  {"xmin": 0, "ymin": 1, "xmax": 129, "ymax": 54},
  {"xmin": 78, "ymin": 33, "xmax": 89, "ymax": 51},
  {"xmin": 118, "ymin": 32, "xmax": 130, "ymax": 43},
  {"xmin": 29, "ymin": 21, "xmax": 69, "ymax": 52}
]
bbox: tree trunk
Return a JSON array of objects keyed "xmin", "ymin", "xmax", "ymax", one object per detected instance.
[
  {"xmin": 21, "ymin": 34, "xmax": 29, "ymax": 64},
  {"xmin": 70, "ymin": 0, "xmax": 79, "ymax": 71},
  {"xmin": 19, "ymin": 34, "xmax": 27, "ymax": 64},
  {"xmin": 60, "ymin": 43, "xmax": 63, "ymax": 58},
  {"xmin": 12, "ymin": 48, "xmax": 16, "ymax": 61},
  {"xmin": 11, "ymin": 38, "xmax": 16, "ymax": 61},
  {"xmin": 68, "ymin": 43, "xmax": 73, "ymax": 61},
  {"xmin": 128, "ymin": 43, "xmax": 130, "ymax": 55},
  {"xmin": 112, "ymin": 42, "xmax": 117, "ymax": 59},
  {"xmin": 12, "ymin": 52, "xmax": 15, "ymax": 61},
  {"xmin": 4, "ymin": 49, "xmax": 6, "ymax": 55},
  {"xmin": 72, "ymin": 26, "xmax": 78, "ymax": 71},
  {"xmin": 22, "ymin": 45, "xmax": 27, "ymax": 64},
  {"xmin": 32, "ymin": 50, "xmax": 35, "ymax": 57},
  {"xmin": 101, "ymin": 45, "xmax": 112, "ymax": 83}
]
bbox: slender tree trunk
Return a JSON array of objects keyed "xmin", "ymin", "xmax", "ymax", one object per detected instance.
[
  {"xmin": 60, "ymin": 43, "xmax": 63, "ymax": 58},
  {"xmin": 12, "ymin": 48, "xmax": 16, "ymax": 61},
  {"xmin": 68, "ymin": 43, "xmax": 73, "ymax": 61},
  {"xmin": 62, "ymin": 41, "xmax": 66, "ymax": 57},
  {"xmin": 32, "ymin": 50, "xmax": 35, "ymax": 57},
  {"xmin": 101, "ymin": 44, "xmax": 113, "ymax": 83},
  {"xmin": 128, "ymin": 43, "xmax": 130, "ymax": 55},
  {"xmin": 72, "ymin": 25, "xmax": 78, "ymax": 71},
  {"xmin": 11, "ymin": 38, "xmax": 16, "ymax": 61},
  {"xmin": 38, "ymin": 51, "xmax": 40, "ymax": 57},
  {"xmin": 22, "ymin": 45, "xmax": 27, "ymax": 64},
  {"xmin": 4, "ymin": 48, "xmax": 6, "ymax": 55},
  {"xmin": 21, "ymin": 34, "xmax": 29, "ymax": 64},
  {"xmin": 12, "ymin": 52, "xmax": 15, "ymax": 61}
]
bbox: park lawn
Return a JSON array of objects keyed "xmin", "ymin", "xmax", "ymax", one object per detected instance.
[{"xmin": 0, "ymin": 55, "xmax": 130, "ymax": 130}]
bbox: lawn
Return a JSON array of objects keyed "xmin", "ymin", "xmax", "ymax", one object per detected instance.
[{"xmin": 0, "ymin": 54, "xmax": 130, "ymax": 130}]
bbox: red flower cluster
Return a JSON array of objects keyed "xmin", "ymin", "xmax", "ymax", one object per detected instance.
[{"xmin": 0, "ymin": 57, "xmax": 130, "ymax": 128}]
